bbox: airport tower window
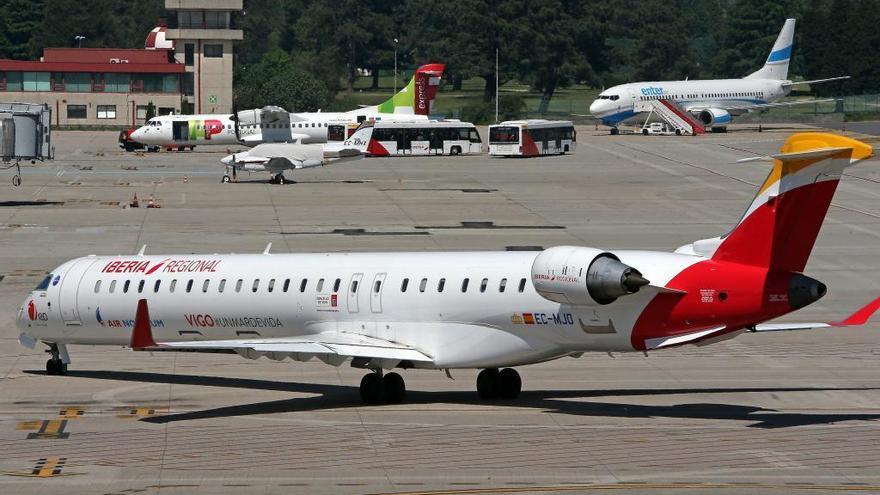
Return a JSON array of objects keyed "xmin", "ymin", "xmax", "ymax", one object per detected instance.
[
  {"xmin": 333, "ymin": 278, "xmax": 341, "ymax": 292},
  {"xmin": 374, "ymin": 280, "xmax": 381, "ymax": 293},
  {"xmin": 169, "ymin": 279, "xmax": 176, "ymax": 293},
  {"xmin": 186, "ymin": 279, "xmax": 193, "ymax": 293},
  {"xmin": 109, "ymin": 280, "xmax": 116, "ymax": 294},
  {"xmin": 184, "ymin": 44, "xmax": 195, "ymax": 66},
  {"xmin": 154, "ymin": 280, "xmax": 161, "ymax": 293},
  {"xmin": 300, "ymin": 279, "xmax": 308, "ymax": 292},
  {"xmin": 219, "ymin": 279, "xmax": 226, "ymax": 293},
  {"xmin": 351, "ymin": 280, "xmax": 358, "ymax": 293},
  {"xmin": 204, "ymin": 44, "xmax": 223, "ymax": 58},
  {"xmin": 401, "ymin": 278, "xmax": 409, "ymax": 292},
  {"xmin": 419, "ymin": 278, "xmax": 428, "ymax": 293},
  {"xmin": 202, "ymin": 280, "xmax": 210, "ymax": 293},
  {"xmin": 137, "ymin": 280, "xmax": 145, "ymax": 293},
  {"xmin": 283, "ymin": 279, "xmax": 290, "ymax": 292},
  {"xmin": 123, "ymin": 280, "xmax": 130, "ymax": 293},
  {"xmin": 235, "ymin": 279, "xmax": 243, "ymax": 292},
  {"xmin": 317, "ymin": 278, "xmax": 325, "ymax": 292},
  {"xmin": 268, "ymin": 279, "xmax": 275, "ymax": 293},
  {"xmin": 480, "ymin": 278, "xmax": 488, "ymax": 293},
  {"xmin": 461, "ymin": 278, "xmax": 469, "ymax": 292},
  {"xmin": 499, "ymin": 278, "xmax": 507, "ymax": 293},
  {"xmin": 518, "ymin": 278, "xmax": 527, "ymax": 292},
  {"xmin": 94, "ymin": 280, "xmax": 102, "ymax": 293},
  {"xmin": 252, "ymin": 279, "xmax": 260, "ymax": 293},
  {"xmin": 437, "ymin": 278, "xmax": 445, "ymax": 292}
]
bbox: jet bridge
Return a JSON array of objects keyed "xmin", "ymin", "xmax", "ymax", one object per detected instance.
[
  {"xmin": 638, "ymin": 99, "xmax": 705, "ymax": 136},
  {"xmin": 0, "ymin": 102, "xmax": 52, "ymax": 186}
]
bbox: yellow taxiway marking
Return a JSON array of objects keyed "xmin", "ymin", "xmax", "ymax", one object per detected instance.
[
  {"xmin": 58, "ymin": 406, "xmax": 84, "ymax": 419},
  {"xmin": 1, "ymin": 457, "xmax": 80, "ymax": 478},
  {"xmin": 116, "ymin": 406, "xmax": 167, "ymax": 419},
  {"xmin": 25, "ymin": 419, "xmax": 70, "ymax": 439},
  {"xmin": 16, "ymin": 420, "xmax": 42, "ymax": 430}
]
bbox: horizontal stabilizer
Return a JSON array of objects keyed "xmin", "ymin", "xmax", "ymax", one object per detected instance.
[
  {"xmin": 782, "ymin": 76, "xmax": 850, "ymax": 87},
  {"xmin": 750, "ymin": 296, "xmax": 880, "ymax": 332}
]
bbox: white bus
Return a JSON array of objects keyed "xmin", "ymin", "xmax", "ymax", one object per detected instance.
[
  {"xmin": 344, "ymin": 120, "xmax": 482, "ymax": 156},
  {"xmin": 488, "ymin": 120, "xmax": 576, "ymax": 157}
]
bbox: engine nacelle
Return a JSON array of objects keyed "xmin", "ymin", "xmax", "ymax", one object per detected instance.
[
  {"xmin": 530, "ymin": 246, "xmax": 650, "ymax": 306},
  {"xmin": 698, "ymin": 108, "xmax": 732, "ymax": 127}
]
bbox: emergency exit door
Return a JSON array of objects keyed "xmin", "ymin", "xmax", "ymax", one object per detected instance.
[
  {"xmin": 348, "ymin": 273, "xmax": 363, "ymax": 313},
  {"xmin": 370, "ymin": 273, "xmax": 386, "ymax": 313}
]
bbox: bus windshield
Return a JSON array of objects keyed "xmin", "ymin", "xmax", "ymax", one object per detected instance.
[{"xmin": 489, "ymin": 126, "xmax": 519, "ymax": 144}]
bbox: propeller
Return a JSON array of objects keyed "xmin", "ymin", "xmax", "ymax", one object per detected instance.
[{"xmin": 231, "ymin": 103, "xmax": 241, "ymax": 142}]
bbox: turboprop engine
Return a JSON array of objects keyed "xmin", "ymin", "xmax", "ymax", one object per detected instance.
[
  {"xmin": 698, "ymin": 108, "xmax": 732, "ymax": 127},
  {"xmin": 530, "ymin": 246, "xmax": 650, "ymax": 306}
]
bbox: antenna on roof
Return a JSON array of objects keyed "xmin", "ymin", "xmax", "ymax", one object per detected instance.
[
  {"xmin": 263, "ymin": 243, "xmax": 272, "ymax": 255},
  {"xmin": 137, "ymin": 244, "xmax": 147, "ymax": 256}
]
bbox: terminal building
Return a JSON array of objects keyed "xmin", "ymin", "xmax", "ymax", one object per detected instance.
[{"xmin": 0, "ymin": 0, "xmax": 242, "ymax": 128}]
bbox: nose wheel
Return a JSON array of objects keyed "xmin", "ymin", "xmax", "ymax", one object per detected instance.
[
  {"xmin": 270, "ymin": 172, "xmax": 287, "ymax": 185},
  {"xmin": 360, "ymin": 371, "xmax": 406, "ymax": 405},
  {"xmin": 45, "ymin": 343, "xmax": 68, "ymax": 376},
  {"xmin": 477, "ymin": 368, "xmax": 521, "ymax": 399}
]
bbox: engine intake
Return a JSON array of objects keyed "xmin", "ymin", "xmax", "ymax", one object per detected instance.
[{"xmin": 531, "ymin": 246, "xmax": 650, "ymax": 306}]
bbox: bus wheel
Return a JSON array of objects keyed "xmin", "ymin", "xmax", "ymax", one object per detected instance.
[
  {"xmin": 610, "ymin": 127, "xmax": 619, "ymax": 135},
  {"xmin": 642, "ymin": 128, "xmax": 649, "ymax": 135},
  {"xmin": 563, "ymin": 145, "xmax": 569, "ymax": 154},
  {"xmin": 450, "ymin": 146, "xmax": 461, "ymax": 156}
]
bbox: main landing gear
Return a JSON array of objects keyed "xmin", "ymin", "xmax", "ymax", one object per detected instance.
[
  {"xmin": 360, "ymin": 370, "xmax": 406, "ymax": 405},
  {"xmin": 45, "ymin": 343, "xmax": 67, "ymax": 376},
  {"xmin": 477, "ymin": 368, "xmax": 521, "ymax": 400},
  {"xmin": 269, "ymin": 172, "xmax": 288, "ymax": 185}
]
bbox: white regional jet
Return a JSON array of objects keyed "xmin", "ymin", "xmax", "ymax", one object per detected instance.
[
  {"xmin": 129, "ymin": 63, "xmax": 445, "ymax": 146},
  {"xmin": 16, "ymin": 133, "xmax": 880, "ymax": 404},
  {"xmin": 589, "ymin": 19, "xmax": 849, "ymax": 134}
]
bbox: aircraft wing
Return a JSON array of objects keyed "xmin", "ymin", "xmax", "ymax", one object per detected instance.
[
  {"xmin": 750, "ymin": 296, "xmax": 880, "ymax": 332},
  {"xmin": 127, "ymin": 299, "xmax": 433, "ymax": 368}
]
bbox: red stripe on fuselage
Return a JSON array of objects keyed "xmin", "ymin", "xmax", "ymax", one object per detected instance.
[{"xmin": 631, "ymin": 260, "xmax": 795, "ymax": 351}]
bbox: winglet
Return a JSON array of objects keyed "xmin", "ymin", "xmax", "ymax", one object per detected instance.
[
  {"xmin": 832, "ymin": 296, "xmax": 880, "ymax": 326},
  {"xmin": 130, "ymin": 299, "xmax": 157, "ymax": 350}
]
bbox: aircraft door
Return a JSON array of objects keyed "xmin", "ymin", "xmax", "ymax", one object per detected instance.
[
  {"xmin": 172, "ymin": 121, "xmax": 188, "ymax": 141},
  {"xmin": 348, "ymin": 273, "xmax": 363, "ymax": 313},
  {"xmin": 58, "ymin": 258, "xmax": 98, "ymax": 325},
  {"xmin": 370, "ymin": 273, "xmax": 386, "ymax": 313},
  {"xmin": 328, "ymin": 125, "xmax": 345, "ymax": 142}
]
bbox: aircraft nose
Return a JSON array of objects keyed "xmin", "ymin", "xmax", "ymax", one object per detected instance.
[
  {"xmin": 221, "ymin": 154, "xmax": 234, "ymax": 166},
  {"xmin": 130, "ymin": 128, "xmax": 144, "ymax": 141},
  {"xmin": 589, "ymin": 99, "xmax": 604, "ymax": 116}
]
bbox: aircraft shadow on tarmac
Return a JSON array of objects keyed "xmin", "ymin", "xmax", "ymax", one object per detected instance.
[
  {"xmin": 0, "ymin": 200, "xmax": 65, "ymax": 207},
  {"xmin": 35, "ymin": 369, "xmax": 880, "ymax": 430}
]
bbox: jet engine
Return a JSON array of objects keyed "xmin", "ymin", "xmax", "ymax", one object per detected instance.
[
  {"xmin": 530, "ymin": 246, "xmax": 650, "ymax": 306},
  {"xmin": 698, "ymin": 108, "xmax": 732, "ymax": 127}
]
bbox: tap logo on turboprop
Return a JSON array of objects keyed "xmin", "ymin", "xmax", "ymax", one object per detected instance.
[{"xmin": 100, "ymin": 259, "xmax": 221, "ymax": 275}]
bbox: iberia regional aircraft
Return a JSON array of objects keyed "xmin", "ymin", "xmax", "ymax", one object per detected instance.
[
  {"xmin": 589, "ymin": 19, "xmax": 849, "ymax": 133},
  {"xmin": 129, "ymin": 63, "xmax": 445, "ymax": 146},
  {"xmin": 17, "ymin": 133, "xmax": 880, "ymax": 404}
]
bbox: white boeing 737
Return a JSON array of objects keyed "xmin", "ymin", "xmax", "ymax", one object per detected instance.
[
  {"xmin": 589, "ymin": 19, "xmax": 848, "ymax": 133},
  {"xmin": 129, "ymin": 64, "xmax": 445, "ymax": 146},
  {"xmin": 16, "ymin": 133, "xmax": 879, "ymax": 404}
]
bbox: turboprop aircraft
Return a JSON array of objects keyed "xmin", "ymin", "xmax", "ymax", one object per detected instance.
[
  {"xmin": 16, "ymin": 133, "xmax": 879, "ymax": 405},
  {"xmin": 589, "ymin": 19, "xmax": 849, "ymax": 134},
  {"xmin": 219, "ymin": 142, "xmax": 363, "ymax": 184},
  {"xmin": 128, "ymin": 63, "xmax": 445, "ymax": 147}
]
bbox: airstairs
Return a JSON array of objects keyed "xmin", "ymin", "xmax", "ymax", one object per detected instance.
[{"xmin": 641, "ymin": 99, "xmax": 705, "ymax": 135}]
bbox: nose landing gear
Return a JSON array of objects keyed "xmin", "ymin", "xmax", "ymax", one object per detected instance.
[{"xmin": 45, "ymin": 343, "xmax": 68, "ymax": 376}]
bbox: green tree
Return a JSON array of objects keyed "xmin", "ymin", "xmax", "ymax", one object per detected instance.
[
  {"xmin": 144, "ymin": 101, "xmax": 156, "ymax": 121},
  {"xmin": 1, "ymin": 0, "xmax": 44, "ymax": 58},
  {"xmin": 235, "ymin": 46, "xmax": 331, "ymax": 112}
]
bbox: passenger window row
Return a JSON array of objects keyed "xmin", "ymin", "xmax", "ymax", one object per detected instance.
[{"xmin": 94, "ymin": 276, "xmax": 530, "ymax": 295}]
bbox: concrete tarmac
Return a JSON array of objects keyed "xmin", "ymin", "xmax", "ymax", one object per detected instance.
[{"xmin": 1, "ymin": 125, "xmax": 880, "ymax": 494}]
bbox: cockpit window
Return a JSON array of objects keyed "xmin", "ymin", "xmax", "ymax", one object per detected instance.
[
  {"xmin": 34, "ymin": 275, "xmax": 52, "ymax": 291},
  {"xmin": 598, "ymin": 95, "xmax": 620, "ymax": 101}
]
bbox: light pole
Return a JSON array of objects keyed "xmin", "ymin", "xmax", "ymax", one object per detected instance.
[
  {"xmin": 74, "ymin": 35, "xmax": 85, "ymax": 48},
  {"xmin": 393, "ymin": 38, "xmax": 399, "ymax": 94}
]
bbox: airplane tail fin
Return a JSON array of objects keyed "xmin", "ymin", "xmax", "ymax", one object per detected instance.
[
  {"xmin": 708, "ymin": 133, "xmax": 872, "ymax": 272},
  {"xmin": 377, "ymin": 63, "xmax": 445, "ymax": 116},
  {"xmin": 745, "ymin": 18, "xmax": 795, "ymax": 80}
]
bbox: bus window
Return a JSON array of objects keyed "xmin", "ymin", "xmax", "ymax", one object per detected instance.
[
  {"xmin": 469, "ymin": 129, "xmax": 481, "ymax": 143},
  {"xmin": 489, "ymin": 126, "xmax": 519, "ymax": 144}
]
